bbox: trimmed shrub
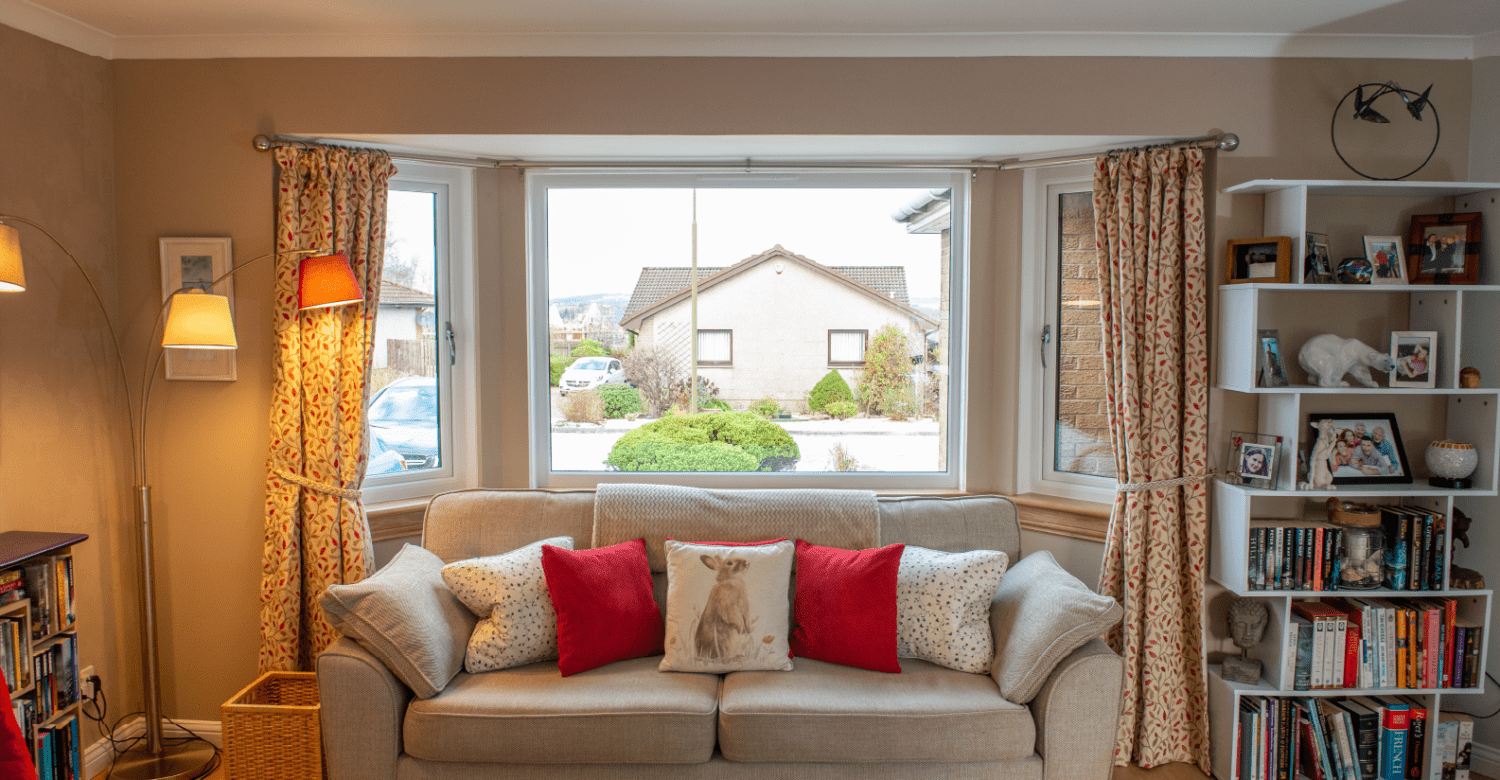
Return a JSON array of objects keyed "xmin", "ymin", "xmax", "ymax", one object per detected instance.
[
  {"xmin": 808, "ymin": 370, "xmax": 853, "ymax": 412},
  {"xmin": 825, "ymin": 400, "xmax": 858, "ymax": 420},
  {"xmin": 748, "ymin": 397, "xmax": 781, "ymax": 419},
  {"xmin": 606, "ymin": 411, "xmax": 799, "ymax": 472},
  {"xmin": 562, "ymin": 390, "xmax": 604, "ymax": 423},
  {"xmin": 597, "ymin": 384, "xmax": 644, "ymax": 418},
  {"xmin": 571, "ymin": 339, "xmax": 607, "ymax": 357},
  {"xmin": 549, "ymin": 353, "xmax": 572, "ymax": 386}
]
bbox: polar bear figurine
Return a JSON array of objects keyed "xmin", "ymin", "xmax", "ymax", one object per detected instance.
[{"xmin": 1297, "ymin": 334, "xmax": 1396, "ymax": 388}]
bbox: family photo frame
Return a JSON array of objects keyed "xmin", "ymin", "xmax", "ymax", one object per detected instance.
[
  {"xmin": 1226, "ymin": 236, "xmax": 1293, "ymax": 284},
  {"xmin": 1304, "ymin": 232, "xmax": 1333, "ymax": 284},
  {"xmin": 1363, "ymin": 235, "xmax": 1407, "ymax": 284},
  {"xmin": 1407, "ymin": 212, "xmax": 1482, "ymax": 285},
  {"xmin": 1390, "ymin": 331, "xmax": 1437, "ymax": 389},
  {"xmin": 1308, "ymin": 412, "xmax": 1413, "ymax": 486},
  {"xmin": 1257, "ymin": 329, "xmax": 1290, "ymax": 388},
  {"xmin": 1228, "ymin": 431, "xmax": 1282, "ymax": 489},
  {"xmin": 159, "ymin": 237, "xmax": 236, "ymax": 381}
]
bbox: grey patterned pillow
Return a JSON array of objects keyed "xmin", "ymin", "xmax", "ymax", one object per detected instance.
[
  {"xmin": 989, "ymin": 550, "xmax": 1122, "ymax": 704},
  {"xmin": 441, "ymin": 536, "xmax": 573, "ymax": 673},
  {"xmin": 895, "ymin": 546, "xmax": 1008, "ymax": 673}
]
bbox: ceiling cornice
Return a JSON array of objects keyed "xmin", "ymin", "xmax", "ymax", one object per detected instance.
[{"xmin": 0, "ymin": 3, "xmax": 1491, "ymax": 62}]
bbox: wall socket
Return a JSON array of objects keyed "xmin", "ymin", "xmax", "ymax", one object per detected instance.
[{"xmin": 80, "ymin": 666, "xmax": 96, "ymax": 700}]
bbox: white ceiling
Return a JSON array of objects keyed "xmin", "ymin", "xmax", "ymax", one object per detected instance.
[{"xmin": 5, "ymin": 0, "xmax": 1500, "ymax": 60}]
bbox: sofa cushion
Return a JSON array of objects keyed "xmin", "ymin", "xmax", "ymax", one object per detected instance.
[
  {"xmin": 719, "ymin": 657, "xmax": 1035, "ymax": 763},
  {"xmin": 441, "ymin": 536, "xmax": 572, "ymax": 673},
  {"xmin": 543, "ymin": 539, "xmax": 664, "ymax": 676},
  {"xmin": 318, "ymin": 544, "xmax": 475, "ymax": 699},
  {"xmin": 989, "ymin": 550, "xmax": 1123, "ymax": 704},
  {"xmin": 897, "ymin": 546, "xmax": 1008, "ymax": 673},
  {"xmin": 660, "ymin": 539, "xmax": 795, "ymax": 673},
  {"xmin": 403, "ymin": 656, "xmax": 720, "ymax": 764},
  {"xmin": 790, "ymin": 540, "xmax": 904, "ymax": 673}
]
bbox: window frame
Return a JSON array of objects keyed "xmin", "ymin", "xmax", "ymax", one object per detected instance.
[
  {"xmin": 526, "ymin": 169, "xmax": 971, "ymax": 489},
  {"xmin": 827, "ymin": 329, "xmax": 868, "ymax": 367},
  {"xmin": 696, "ymin": 329, "xmax": 733, "ymax": 367},
  {"xmin": 1017, "ymin": 162, "xmax": 1116, "ymax": 503},
  {"xmin": 360, "ymin": 162, "xmax": 477, "ymax": 503}
]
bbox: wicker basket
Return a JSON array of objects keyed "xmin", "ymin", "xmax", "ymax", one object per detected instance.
[
  {"xmin": 1326, "ymin": 499, "xmax": 1381, "ymax": 527},
  {"xmin": 221, "ymin": 671, "xmax": 324, "ymax": 780}
]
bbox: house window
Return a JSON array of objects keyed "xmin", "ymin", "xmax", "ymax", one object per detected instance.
[
  {"xmin": 828, "ymin": 330, "xmax": 867, "ymax": 366},
  {"xmin": 528, "ymin": 170, "xmax": 968, "ymax": 488},
  {"xmin": 1019, "ymin": 163, "xmax": 1116, "ymax": 501},
  {"xmin": 361, "ymin": 162, "xmax": 474, "ymax": 502},
  {"xmin": 697, "ymin": 330, "xmax": 732, "ymax": 365}
]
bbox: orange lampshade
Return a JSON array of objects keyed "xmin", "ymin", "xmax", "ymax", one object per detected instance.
[
  {"xmin": 0, "ymin": 223, "xmax": 26, "ymax": 292},
  {"xmin": 298, "ymin": 253, "xmax": 362, "ymax": 310}
]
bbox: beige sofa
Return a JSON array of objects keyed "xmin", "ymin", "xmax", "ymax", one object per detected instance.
[{"xmin": 318, "ymin": 488, "xmax": 1124, "ymax": 780}]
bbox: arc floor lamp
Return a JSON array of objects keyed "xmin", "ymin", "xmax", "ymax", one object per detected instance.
[{"xmin": 0, "ymin": 217, "xmax": 362, "ymax": 780}]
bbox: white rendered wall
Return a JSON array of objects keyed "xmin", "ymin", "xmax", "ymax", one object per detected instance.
[{"xmin": 372, "ymin": 307, "xmax": 419, "ymax": 368}]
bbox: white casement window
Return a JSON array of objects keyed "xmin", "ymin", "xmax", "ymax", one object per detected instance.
[
  {"xmin": 361, "ymin": 162, "xmax": 476, "ymax": 502},
  {"xmin": 828, "ymin": 330, "xmax": 867, "ymax": 366},
  {"xmin": 1018, "ymin": 162, "xmax": 1116, "ymax": 501},
  {"xmin": 528, "ymin": 169, "xmax": 969, "ymax": 489},
  {"xmin": 697, "ymin": 329, "xmax": 733, "ymax": 365}
]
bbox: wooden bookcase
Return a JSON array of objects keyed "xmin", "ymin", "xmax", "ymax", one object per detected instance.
[
  {"xmin": 1208, "ymin": 180, "xmax": 1500, "ymax": 780},
  {"xmin": 0, "ymin": 531, "xmax": 87, "ymax": 780}
]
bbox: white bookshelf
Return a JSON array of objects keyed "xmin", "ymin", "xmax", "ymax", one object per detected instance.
[{"xmin": 1209, "ymin": 180, "xmax": 1500, "ymax": 780}]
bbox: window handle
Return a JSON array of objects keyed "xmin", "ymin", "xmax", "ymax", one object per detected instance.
[
  {"xmin": 445, "ymin": 322, "xmax": 456, "ymax": 366},
  {"xmin": 1040, "ymin": 324, "xmax": 1051, "ymax": 369}
]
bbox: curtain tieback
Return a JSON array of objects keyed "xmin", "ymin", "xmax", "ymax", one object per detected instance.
[
  {"xmin": 1114, "ymin": 473, "xmax": 1213, "ymax": 492},
  {"xmin": 270, "ymin": 463, "xmax": 364, "ymax": 500}
]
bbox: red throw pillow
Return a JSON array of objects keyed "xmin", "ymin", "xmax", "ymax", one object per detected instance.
[
  {"xmin": 0, "ymin": 678, "xmax": 37, "ymax": 780},
  {"xmin": 542, "ymin": 538, "xmax": 664, "ymax": 677},
  {"xmin": 790, "ymin": 540, "xmax": 904, "ymax": 673}
]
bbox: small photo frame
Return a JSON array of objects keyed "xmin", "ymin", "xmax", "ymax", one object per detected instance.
[
  {"xmin": 1408, "ymin": 212, "xmax": 1482, "ymax": 285},
  {"xmin": 1363, "ymin": 236, "xmax": 1407, "ymax": 284},
  {"xmin": 1257, "ymin": 329, "xmax": 1290, "ymax": 388},
  {"xmin": 1308, "ymin": 413, "xmax": 1412, "ymax": 486},
  {"xmin": 160, "ymin": 237, "xmax": 235, "ymax": 381},
  {"xmin": 1228, "ymin": 432, "xmax": 1282, "ymax": 489},
  {"xmin": 1390, "ymin": 331, "xmax": 1437, "ymax": 388},
  {"xmin": 1226, "ymin": 236, "xmax": 1293, "ymax": 284},
  {"xmin": 1304, "ymin": 232, "xmax": 1333, "ymax": 284}
]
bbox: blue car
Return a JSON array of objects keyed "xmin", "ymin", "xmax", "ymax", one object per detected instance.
[{"xmin": 367, "ymin": 376, "xmax": 440, "ymax": 471}]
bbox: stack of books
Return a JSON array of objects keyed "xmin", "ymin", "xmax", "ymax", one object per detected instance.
[
  {"xmin": 1380, "ymin": 507, "xmax": 1449, "ymax": 592},
  {"xmin": 1288, "ymin": 599, "xmax": 1481, "ymax": 691},
  {"xmin": 5, "ymin": 557, "xmax": 76, "ymax": 641},
  {"xmin": 1236, "ymin": 695, "xmax": 1438, "ymax": 780}
]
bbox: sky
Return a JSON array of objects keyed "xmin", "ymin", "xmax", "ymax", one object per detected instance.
[
  {"xmin": 385, "ymin": 189, "xmax": 438, "ymax": 293},
  {"xmin": 544, "ymin": 188, "xmax": 943, "ymax": 302}
]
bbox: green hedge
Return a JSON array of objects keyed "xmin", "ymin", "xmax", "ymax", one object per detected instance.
[
  {"xmin": 549, "ymin": 354, "xmax": 572, "ymax": 386},
  {"xmin": 826, "ymin": 400, "xmax": 858, "ymax": 420},
  {"xmin": 606, "ymin": 411, "xmax": 799, "ymax": 472},
  {"xmin": 597, "ymin": 384, "xmax": 644, "ymax": 418},
  {"xmin": 808, "ymin": 370, "xmax": 853, "ymax": 411}
]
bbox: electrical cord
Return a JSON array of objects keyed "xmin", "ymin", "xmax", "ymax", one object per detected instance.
[
  {"xmin": 79, "ymin": 675, "xmax": 222, "ymax": 778},
  {"xmin": 1439, "ymin": 671, "xmax": 1500, "ymax": 719}
]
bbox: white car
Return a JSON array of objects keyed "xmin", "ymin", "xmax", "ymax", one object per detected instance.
[{"xmin": 558, "ymin": 356, "xmax": 626, "ymax": 395}]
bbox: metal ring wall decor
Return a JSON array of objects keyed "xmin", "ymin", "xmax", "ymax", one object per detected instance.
[{"xmin": 1330, "ymin": 82, "xmax": 1440, "ymax": 181}]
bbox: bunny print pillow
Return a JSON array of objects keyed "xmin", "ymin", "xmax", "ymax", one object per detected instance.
[{"xmin": 659, "ymin": 539, "xmax": 795, "ymax": 673}]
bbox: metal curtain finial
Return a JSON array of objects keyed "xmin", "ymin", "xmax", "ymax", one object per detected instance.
[
  {"xmin": 252, "ymin": 134, "xmax": 273, "ymax": 152},
  {"xmin": 1217, "ymin": 133, "xmax": 1240, "ymax": 152}
]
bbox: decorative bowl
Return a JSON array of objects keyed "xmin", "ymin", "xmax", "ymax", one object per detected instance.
[{"xmin": 1426, "ymin": 439, "xmax": 1478, "ymax": 480}]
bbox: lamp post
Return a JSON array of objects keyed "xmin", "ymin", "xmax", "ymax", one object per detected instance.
[{"xmin": 0, "ymin": 216, "xmax": 362, "ymax": 780}]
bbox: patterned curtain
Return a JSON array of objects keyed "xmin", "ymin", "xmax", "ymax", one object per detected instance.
[
  {"xmin": 259, "ymin": 145, "xmax": 398, "ymax": 672},
  {"xmin": 1093, "ymin": 146, "xmax": 1211, "ymax": 771}
]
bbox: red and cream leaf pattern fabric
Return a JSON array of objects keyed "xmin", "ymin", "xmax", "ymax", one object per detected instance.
[
  {"xmin": 1093, "ymin": 146, "xmax": 1210, "ymax": 772},
  {"xmin": 259, "ymin": 145, "xmax": 397, "ymax": 673}
]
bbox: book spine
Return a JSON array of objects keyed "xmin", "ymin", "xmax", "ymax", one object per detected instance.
[
  {"xmin": 1249, "ymin": 528, "xmax": 1263, "ymax": 591},
  {"xmin": 1315, "ymin": 527, "xmax": 1325, "ymax": 591},
  {"xmin": 1439, "ymin": 719, "xmax": 1458, "ymax": 780},
  {"xmin": 1432, "ymin": 512, "xmax": 1446, "ymax": 591},
  {"xmin": 1405, "ymin": 703, "xmax": 1427, "ymax": 780},
  {"xmin": 1313, "ymin": 617, "xmax": 1328, "ymax": 689},
  {"xmin": 1444, "ymin": 601, "xmax": 1457, "ymax": 689},
  {"xmin": 1411, "ymin": 513, "xmax": 1426, "ymax": 592},
  {"xmin": 1380, "ymin": 704, "xmax": 1410, "ymax": 780},
  {"xmin": 1282, "ymin": 529, "xmax": 1294, "ymax": 592},
  {"xmin": 1396, "ymin": 609, "xmax": 1409, "ymax": 690},
  {"xmin": 1335, "ymin": 710, "xmax": 1359, "ymax": 780},
  {"xmin": 1454, "ymin": 716, "xmax": 1473, "ymax": 780},
  {"xmin": 1344, "ymin": 616, "xmax": 1361, "ymax": 690},
  {"xmin": 1280, "ymin": 697, "xmax": 1295, "ymax": 780},
  {"xmin": 1294, "ymin": 617, "xmax": 1315, "ymax": 691},
  {"xmin": 1303, "ymin": 528, "xmax": 1314, "ymax": 591},
  {"xmin": 1334, "ymin": 615, "xmax": 1349, "ymax": 689}
]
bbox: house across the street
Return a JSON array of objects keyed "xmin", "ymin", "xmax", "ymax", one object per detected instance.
[{"xmin": 620, "ymin": 245, "xmax": 939, "ymax": 410}]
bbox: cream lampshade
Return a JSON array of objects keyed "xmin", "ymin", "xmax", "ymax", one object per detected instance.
[
  {"xmin": 0, "ymin": 223, "xmax": 27, "ymax": 292},
  {"xmin": 161, "ymin": 291, "xmax": 237, "ymax": 349},
  {"xmin": 298, "ymin": 253, "xmax": 362, "ymax": 309}
]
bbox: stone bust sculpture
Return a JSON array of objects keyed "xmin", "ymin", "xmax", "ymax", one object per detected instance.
[{"xmin": 1222, "ymin": 598, "xmax": 1268, "ymax": 684}]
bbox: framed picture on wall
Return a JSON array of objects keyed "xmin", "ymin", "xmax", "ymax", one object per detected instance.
[{"xmin": 159, "ymin": 237, "xmax": 236, "ymax": 381}]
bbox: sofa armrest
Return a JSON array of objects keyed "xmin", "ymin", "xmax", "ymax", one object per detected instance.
[
  {"xmin": 317, "ymin": 637, "xmax": 413, "ymax": 780},
  {"xmin": 1029, "ymin": 638, "xmax": 1123, "ymax": 780}
]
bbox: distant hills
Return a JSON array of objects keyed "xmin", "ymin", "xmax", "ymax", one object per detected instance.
[{"xmin": 551, "ymin": 293, "xmax": 630, "ymax": 326}]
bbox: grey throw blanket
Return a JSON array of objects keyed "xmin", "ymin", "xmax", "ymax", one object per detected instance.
[{"xmin": 594, "ymin": 484, "xmax": 879, "ymax": 572}]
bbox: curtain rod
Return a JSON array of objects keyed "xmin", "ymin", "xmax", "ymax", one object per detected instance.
[{"xmin": 252, "ymin": 132, "xmax": 1238, "ymax": 172}]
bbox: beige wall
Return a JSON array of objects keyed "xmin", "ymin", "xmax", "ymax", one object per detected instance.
[
  {"xmin": 0, "ymin": 24, "xmax": 137, "ymax": 731},
  {"xmin": 3, "ymin": 32, "xmax": 1480, "ymax": 721},
  {"xmin": 1473, "ymin": 56, "xmax": 1500, "ymax": 182}
]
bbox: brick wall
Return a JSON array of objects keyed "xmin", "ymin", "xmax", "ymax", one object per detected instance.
[{"xmin": 1054, "ymin": 192, "xmax": 1116, "ymax": 479}]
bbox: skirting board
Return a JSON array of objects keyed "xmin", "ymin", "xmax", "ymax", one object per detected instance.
[
  {"xmin": 1471, "ymin": 739, "xmax": 1500, "ymax": 780},
  {"xmin": 83, "ymin": 717, "xmax": 223, "ymax": 780}
]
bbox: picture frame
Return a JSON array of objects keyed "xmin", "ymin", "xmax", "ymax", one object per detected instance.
[
  {"xmin": 1390, "ymin": 331, "xmax": 1437, "ymax": 389},
  {"xmin": 1307, "ymin": 413, "xmax": 1413, "ymax": 486},
  {"xmin": 1407, "ymin": 212, "xmax": 1483, "ymax": 285},
  {"xmin": 1256, "ymin": 329, "xmax": 1290, "ymax": 388},
  {"xmin": 159, "ymin": 237, "xmax": 235, "ymax": 381},
  {"xmin": 1304, "ymin": 232, "xmax": 1333, "ymax": 284},
  {"xmin": 1226, "ymin": 236, "xmax": 1293, "ymax": 284},
  {"xmin": 1227, "ymin": 431, "xmax": 1283, "ymax": 490},
  {"xmin": 1363, "ymin": 235, "xmax": 1407, "ymax": 284}
]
